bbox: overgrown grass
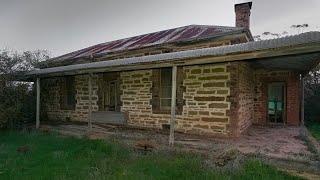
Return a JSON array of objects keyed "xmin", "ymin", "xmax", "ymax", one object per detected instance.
[
  {"xmin": 0, "ymin": 131, "xmax": 300, "ymax": 180},
  {"xmin": 307, "ymin": 121, "xmax": 320, "ymax": 141}
]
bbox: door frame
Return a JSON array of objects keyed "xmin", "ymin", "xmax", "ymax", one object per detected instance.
[
  {"xmin": 108, "ymin": 80, "xmax": 118, "ymax": 111},
  {"xmin": 266, "ymin": 82, "xmax": 287, "ymax": 125}
]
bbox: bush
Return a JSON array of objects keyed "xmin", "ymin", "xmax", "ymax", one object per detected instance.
[
  {"xmin": 0, "ymin": 82, "xmax": 36, "ymax": 129},
  {"xmin": 304, "ymin": 64, "xmax": 320, "ymax": 124},
  {"xmin": 305, "ymin": 84, "xmax": 320, "ymax": 123},
  {"xmin": 0, "ymin": 49, "xmax": 49, "ymax": 129}
]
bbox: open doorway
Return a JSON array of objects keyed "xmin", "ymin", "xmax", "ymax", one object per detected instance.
[
  {"xmin": 108, "ymin": 81, "xmax": 117, "ymax": 111},
  {"xmin": 97, "ymin": 72, "xmax": 121, "ymax": 112},
  {"xmin": 94, "ymin": 72, "xmax": 125, "ymax": 125},
  {"xmin": 267, "ymin": 82, "xmax": 286, "ymax": 124}
]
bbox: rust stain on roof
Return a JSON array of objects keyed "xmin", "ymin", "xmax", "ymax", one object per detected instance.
[{"xmin": 53, "ymin": 25, "xmax": 244, "ymax": 61}]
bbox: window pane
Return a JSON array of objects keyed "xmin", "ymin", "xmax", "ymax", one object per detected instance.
[
  {"xmin": 160, "ymin": 99, "xmax": 171, "ymax": 108},
  {"xmin": 161, "ymin": 86, "xmax": 172, "ymax": 98},
  {"xmin": 67, "ymin": 92, "xmax": 74, "ymax": 105},
  {"xmin": 66, "ymin": 76, "xmax": 75, "ymax": 107},
  {"xmin": 161, "ymin": 68, "xmax": 172, "ymax": 86},
  {"xmin": 160, "ymin": 68, "xmax": 172, "ymax": 110}
]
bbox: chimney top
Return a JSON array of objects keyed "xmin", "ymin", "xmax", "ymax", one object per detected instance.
[
  {"xmin": 235, "ymin": 1, "xmax": 252, "ymax": 9},
  {"xmin": 235, "ymin": 1, "xmax": 252, "ymax": 30}
]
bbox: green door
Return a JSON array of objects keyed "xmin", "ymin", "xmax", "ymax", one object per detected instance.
[{"xmin": 268, "ymin": 83, "xmax": 286, "ymax": 124}]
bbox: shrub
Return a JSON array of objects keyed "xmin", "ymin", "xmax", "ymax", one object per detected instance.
[{"xmin": 0, "ymin": 49, "xmax": 49, "ymax": 129}]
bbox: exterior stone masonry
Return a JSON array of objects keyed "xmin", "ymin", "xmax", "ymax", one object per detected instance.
[
  {"xmin": 237, "ymin": 63, "xmax": 254, "ymax": 133},
  {"xmin": 181, "ymin": 64, "xmax": 230, "ymax": 135},
  {"xmin": 41, "ymin": 61, "xmax": 302, "ymax": 137},
  {"xmin": 41, "ymin": 74, "xmax": 99, "ymax": 122},
  {"xmin": 120, "ymin": 64, "xmax": 231, "ymax": 136},
  {"xmin": 120, "ymin": 70, "xmax": 154, "ymax": 127},
  {"xmin": 228, "ymin": 62, "xmax": 254, "ymax": 137}
]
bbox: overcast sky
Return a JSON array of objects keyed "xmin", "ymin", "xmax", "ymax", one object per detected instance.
[{"xmin": 0, "ymin": 0, "xmax": 319, "ymax": 57}]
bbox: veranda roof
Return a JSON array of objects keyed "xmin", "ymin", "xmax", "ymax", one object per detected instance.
[{"xmin": 23, "ymin": 31, "xmax": 320, "ymax": 79}]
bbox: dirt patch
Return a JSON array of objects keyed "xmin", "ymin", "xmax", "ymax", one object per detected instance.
[
  {"xmin": 285, "ymin": 169, "xmax": 320, "ymax": 180},
  {"xmin": 40, "ymin": 124, "xmax": 314, "ymax": 160},
  {"xmin": 17, "ymin": 145, "xmax": 30, "ymax": 154},
  {"xmin": 40, "ymin": 123, "xmax": 320, "ymax": 174},
  {"xmin": 232, "ymin": 126, "xmax": 313, "ymax": 161},
  {"xmin": 134, "ymin": 140, "xmax": 157, "ymax": 152}
]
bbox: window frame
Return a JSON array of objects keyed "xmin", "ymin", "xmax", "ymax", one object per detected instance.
[
  {"xmin": 159, "ymin": 68, "xmax": 172, "ymax": 111},
  {"xmin": 60, "ymin": 76, "xmax": 76, "ymax": 110}
]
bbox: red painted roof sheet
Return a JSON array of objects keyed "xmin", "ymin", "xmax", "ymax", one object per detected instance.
[{"xmin": 53, "ymin": 25, "xmax": 245, "ymax": 61}]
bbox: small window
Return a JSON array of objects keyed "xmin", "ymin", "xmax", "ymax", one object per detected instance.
[
  {"xmin": 160, "ymin": 68, "xmax": 172, "ymax": 110},
  {"xmin": 60, "ymin": 76, "xmax": 76, "ymax": 110}
]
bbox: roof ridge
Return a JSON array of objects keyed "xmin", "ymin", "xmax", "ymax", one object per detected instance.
[{"xmin": 97, "ymin": 24, "xmax": 242, "ymax": 45}]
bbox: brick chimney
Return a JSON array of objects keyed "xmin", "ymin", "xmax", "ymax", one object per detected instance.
[{"xmin": 235, "ymin": 1, "xmax": 252, "ymax": 29}]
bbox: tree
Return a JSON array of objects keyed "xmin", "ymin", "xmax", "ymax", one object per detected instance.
[
  {"xmin": 253, "ymin": 24, "xmax": 310, "ymax": 41},
  {"xmin": 304, "ymin": 64, "xmax": 320, "ymax": 123},
  {"xmin": 0, "ymin": 49, "xmax": 50, "ymax": 129}
]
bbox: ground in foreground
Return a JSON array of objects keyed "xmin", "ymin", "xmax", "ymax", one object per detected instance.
[{"xmin": 0, "ymin": 131, "xmax": 300, "ymax": 180}]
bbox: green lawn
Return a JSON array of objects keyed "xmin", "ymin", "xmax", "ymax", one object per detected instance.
[
  {"xmin": 307, "ymin": 122, "xmax": 320, "ymax": 141},
  {"xmin": 0, "ymin": 131, "xmax": 300, "ymax": 180}
]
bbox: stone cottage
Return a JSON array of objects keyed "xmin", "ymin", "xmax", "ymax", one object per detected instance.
[{"xmin": 21, "ymin": 2, "xmax": 320, "ymax": 138}]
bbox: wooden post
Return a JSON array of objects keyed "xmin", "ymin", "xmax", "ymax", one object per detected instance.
[
  {"xmin": 36, "ymin": 77, "xmax": 40, "ymax": 129},
  {"xmin": 88, "ymin": 73, "xmax": 93, "ymax": 131},
  {"xmin": 301, "ymin": 75, "xmax": 305, "ymax": 125},
  {"xmin": 169, "ymin": 66, "xmax": 177, "ymax": 146}
]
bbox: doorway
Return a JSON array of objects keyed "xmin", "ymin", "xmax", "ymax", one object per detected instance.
[
  {"xmin": 97, "ymin": 72, "xmax": 121, "ymax": 112},
  {"xmin": 267, "ymin": 82, "xmax": 286, "ymax": 124},
  {"xmin": 108, "ymin": 81, "xmax": 117, "ymax": 111}
]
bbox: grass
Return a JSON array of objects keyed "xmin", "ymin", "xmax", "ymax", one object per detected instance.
[
  {"xmin": 306, "ymin": 121, "xmax": 320, "ymax": 141},
  {"xmin": 0, "ymin": 131, "xmax": 300, "ymax": 180}
]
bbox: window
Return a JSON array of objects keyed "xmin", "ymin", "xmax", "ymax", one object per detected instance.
[
  {"xmin": 160, "ymin": 68, "xmax": 172, "ymax": 110},
  {"xmin": 60, "ymin": 76, "xmax": 75, "ymax": 110},
  {"xmin": 152, "ymin": 67, "xmax": 183, "ymax": 115}
]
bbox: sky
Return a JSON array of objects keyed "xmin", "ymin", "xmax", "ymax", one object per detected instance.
[{"xmin": 0, "ymin": 0, "xmax": 319, "ymax": 57}]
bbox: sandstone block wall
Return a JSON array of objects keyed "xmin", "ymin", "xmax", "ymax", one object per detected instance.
[
  {"xmin": 119, "ymin": 64, "xmax": 231, "ymax": 136},
  {"xmin": 120, "ymin": 70, "xmax": 155, "ymax": 127},
  {"xmin": 180, "ymin": 64, "xmax": 231, "ymax": 135},
  {"xmin": 41, "ymin": 74, "xmax": 99, "ymax": 122},
  {"xmin": 41, "ymin": 61, "xmax": 302, "ymax": 137}
]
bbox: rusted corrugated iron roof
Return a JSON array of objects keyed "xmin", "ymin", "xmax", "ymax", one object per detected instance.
[
  {"xmin": 51, "ymin": 25, "xmax": 246, "ymax": 62},
  {"xmin": 28, "ymin": 31, "xmax": 320, "ymax": 77}
]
